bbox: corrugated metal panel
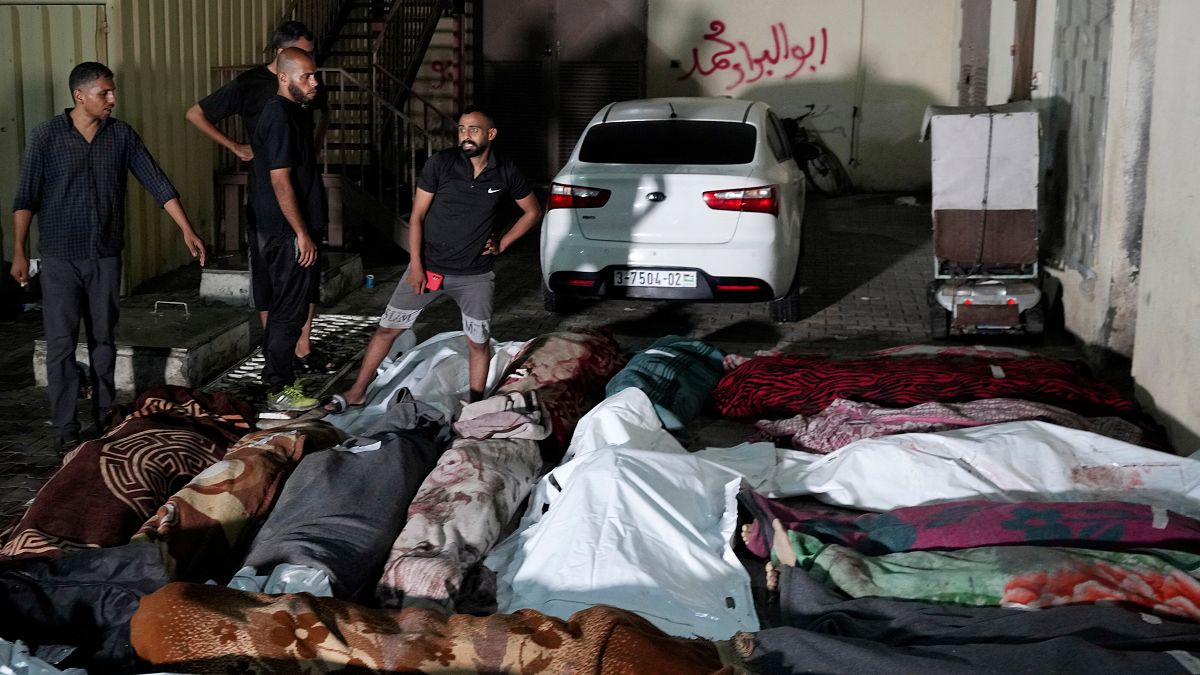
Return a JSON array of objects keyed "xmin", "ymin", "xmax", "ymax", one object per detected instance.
[
  {"xmin": 0, "ymin": 2, "xmax": 104, "ymax": 262},
  {"xmin": 3, "ymin": 0, "xmax": 289, "ymax": 289},
  {"xmin": 556, "ymin": 61, "xmax": 642, "ymax": 169},
  {"xmin": 105, "ymin": 0, "xmax": 288, "ymax": 288}
]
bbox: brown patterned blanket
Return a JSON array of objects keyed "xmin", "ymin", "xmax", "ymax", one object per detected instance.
[
  {"xmin": 131, "ymin": 582, "xmax": 731, "ymax": 674},
  {"xmin": 0, "ymin": 387, "xmax": 255, "ymax": 560},
  {"xmin": 133, "ymin": 420, "xmax": 346, "ymax": 583}
]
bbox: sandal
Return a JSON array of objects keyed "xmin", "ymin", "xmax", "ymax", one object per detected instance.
[
  {"xmin": 322, "ymin": 393, "xmax": 365, "ymax": 414},
  {"xmin": 295, "ymin": 346, "xmax": 337, "ymax": 374}
]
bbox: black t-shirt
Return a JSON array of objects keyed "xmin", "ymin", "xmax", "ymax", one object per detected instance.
[
  {"xmin": 417, "ymin": 148, "xmax": 531, "ymax": 275},
  {"xmin": 198, "ymin": 64, "xmax": 328, "ymax": 139},
  {"xmin": 249, "ymin": 95, "xmax": 328, "ymax": 235},
  {"xmin": 198, "ymin": 65, "xmax": 277, "ymax": 139}
]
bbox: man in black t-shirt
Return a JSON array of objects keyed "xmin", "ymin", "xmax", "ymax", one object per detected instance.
[
  {"xmin": 185, "ymin": 21, "xmax": 334, "ymax": 374},
  {"xmin": 250, "ymin": 48, "xmax": 326, "ymax": 412},
  {"xmin": 324, "ymin": 107, "xmax": 541, "ymax": 411}
]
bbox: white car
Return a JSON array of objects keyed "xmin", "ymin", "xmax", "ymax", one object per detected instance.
[{"xmin": 540, "ymin": 97, "xmax": 806, "ymax": 322}]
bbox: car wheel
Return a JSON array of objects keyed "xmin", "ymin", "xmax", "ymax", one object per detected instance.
[
  {"xmin": 929, "ymin": 305, "xmax": 950, "ymax": 339},
  {"xmin": 543, "ymin": 285, "xmax": 571, "ymax": 314},
  {"xmin": 769, "ymin": 292, "xmax": 803, "ymax": 323}
]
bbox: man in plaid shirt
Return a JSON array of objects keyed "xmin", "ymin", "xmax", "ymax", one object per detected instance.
[{"xmin": 10, "ymin": 61, "xmax": 206, "ymax": 453}]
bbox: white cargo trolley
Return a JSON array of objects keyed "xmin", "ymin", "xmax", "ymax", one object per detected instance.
[{"xmin": 921, "ymin": 102, "xmax": 1043, "ymax": 338}]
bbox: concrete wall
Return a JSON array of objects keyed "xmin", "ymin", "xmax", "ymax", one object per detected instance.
[
  {"xmin": 1131, "ymin": 0, "xmax": 1200, "ymax": 453},
  {"xmin": 646, "ymin": 0, "xmax": 960, "ymax": 192}
]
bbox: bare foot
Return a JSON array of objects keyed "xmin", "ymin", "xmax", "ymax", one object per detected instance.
[
  {"xmin": 771, "ymin": 518, "xmax": 798, "ymax": 567},
  {"xmin": 323, "ymin": 391, "xmax": 366, "ymax": 413}
]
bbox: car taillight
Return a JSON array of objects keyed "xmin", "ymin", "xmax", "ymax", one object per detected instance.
[
  {"xmin": 702, "ymin": 185, "xmax": 778, "ymax": 215},
  {"xmin": 548, "ymin": 182, "xmax": 611, "ymax": 209}
]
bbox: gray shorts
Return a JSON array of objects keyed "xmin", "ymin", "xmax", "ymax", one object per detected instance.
[{"xmin": 379, "ymin": 268, "xmax": 495, "ymax": 344}]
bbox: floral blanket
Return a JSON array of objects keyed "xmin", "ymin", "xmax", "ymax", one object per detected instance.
[
  {"xmin": 0, "ymin": 387, "xmax": 254, "ymax": 560},
  {"xmin": 495, "ymin": 329, "xmax": 626, "ymax": 460},
  {"xmin": 374, "ymin": 437, "xmax": 543, "ymax": 611},
  {"xmin": 131, "ymin": 582, "xmax": 728, "ymax": 674},
  {"xmin": 753, "ymin": 397, "xmax": 1148, "ymax": 453},
  {"xmin": 776, "ymin": 528, "xmax": 1200, "ymax": 620}
]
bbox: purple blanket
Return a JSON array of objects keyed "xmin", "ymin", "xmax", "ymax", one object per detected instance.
[{"xmin": 739, "ymin": 491, "xmax": 1200, "ymax": 558}]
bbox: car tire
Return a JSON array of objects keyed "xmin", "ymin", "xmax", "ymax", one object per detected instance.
[
  {"xmin": 929, "ymin": 305, "xmax": 950, "ymax": 339},
  {"xmin": 769, "ymin": 292, "xmax": 803, "ymax": 323},
  {"xmin": 543, "ymin": 286, "xmax": 571, "ymax": 314}
]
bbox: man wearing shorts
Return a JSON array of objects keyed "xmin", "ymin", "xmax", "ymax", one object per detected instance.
[{"xmin": 326, "ymin": 106, "xmax": 540, "ymax": 409}]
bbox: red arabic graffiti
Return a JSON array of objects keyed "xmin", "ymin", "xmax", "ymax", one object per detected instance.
[
  {"xmin": 679, "ymin": 20, "xmax": 828, "ymax": 91},
  {"xmin": 430, "ymin": 59, "xmax": 458, "ymax": 90}
]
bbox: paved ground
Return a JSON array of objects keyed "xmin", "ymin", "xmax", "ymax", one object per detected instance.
[{"xmin": 0, "ymin": 193, "xmax": 1085, "ymax": 527}]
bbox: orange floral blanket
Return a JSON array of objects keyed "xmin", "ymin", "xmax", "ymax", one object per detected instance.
[{"xmin": 132, "ymin": 582, "xmax": 731, "ymax": 674}]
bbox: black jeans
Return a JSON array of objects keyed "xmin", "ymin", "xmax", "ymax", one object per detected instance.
[
  {"xmin": 40, "ymin": 256, "xmax": 121, "ymax": 437},
  {"xmin": 258, "ymin": 232, "xmax": 320, "ymax": 390}
]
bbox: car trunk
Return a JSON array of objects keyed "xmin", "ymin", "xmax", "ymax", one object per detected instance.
[{"xmin": 566, "ymin": 165, "xmax": 756, "ymax": 244}]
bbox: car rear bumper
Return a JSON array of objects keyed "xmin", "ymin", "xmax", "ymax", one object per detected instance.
[
  {"xmin": 540, "ymin": 215, "xmax": 798, "ymax": 300},
  {"xmin": 548, "ymin": 267, "xmax": 777, "ymax": 302}
]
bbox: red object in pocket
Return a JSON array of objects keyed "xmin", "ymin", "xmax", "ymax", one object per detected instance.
[{"xmin": 425, "ymin": 271, "xmax": 444, "ymax": 292}]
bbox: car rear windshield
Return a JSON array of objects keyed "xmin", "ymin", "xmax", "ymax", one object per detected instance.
[{"xmin": 578, "ymin": 121, "xmax": 757, "ymax": 165}]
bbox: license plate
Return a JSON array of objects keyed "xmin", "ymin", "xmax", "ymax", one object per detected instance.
[{"xmin": 612, "ymin": 269, "xmax": 697, "ymax": 288}]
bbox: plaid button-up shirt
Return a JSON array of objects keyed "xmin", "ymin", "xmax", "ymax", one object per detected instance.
[{"xmin": 11, "ymin": 109, "xmax": 180, "ymax": 260}]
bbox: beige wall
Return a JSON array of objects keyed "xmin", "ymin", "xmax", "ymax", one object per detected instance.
[
  {"xmin": 646, "ymin": 0, "xmax": 959, "ymax": 192},
  {"xmin": 1132, "ymin": 0, "xmax": 1200, "ymax": 452},
  {"xmin": 105, "ymin": 0, "xmax": 288, "ymax": 288},
  {"xmin": 1, "ymin": 2, "xmax": 105, "ymax": 264},
  {"xmin": 2, "ymin": 0, "xmax": 288, "ymax": 290}
]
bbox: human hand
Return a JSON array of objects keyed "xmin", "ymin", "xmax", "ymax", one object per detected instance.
[
  {"xmin": 183, "ymin": 232, "xmax": 207, "ymax": 266},
  {"xmin": 296, "ymin": 234, "xmax": 318, "ymax": 267},
  {"xmin": 406, "ymin": 264, "xmax": 426, "ymax": 293},
  {"xmin": 233, "ymin": 143, "xmax": 254, "ymax": 162},
  {"xmin": 482, "ymin": 236, "xmax": 500, "ymax": 256},
  {"xmin": 10, "ymin": 254, "xmax": 29, "ymax": 287}
]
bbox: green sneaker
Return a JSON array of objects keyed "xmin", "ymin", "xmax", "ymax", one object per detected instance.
[{"xmin": 267, "ymin": 382, "xmax": 320, "ymax": 412}]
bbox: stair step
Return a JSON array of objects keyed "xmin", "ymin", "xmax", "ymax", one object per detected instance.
[
  {"xmin": 330, "ymin": 122, "xmax": 372, "ymax": 131},
  {"xmin": 339, "ymin": 32, "xmax": 374, "ymax": 39}
]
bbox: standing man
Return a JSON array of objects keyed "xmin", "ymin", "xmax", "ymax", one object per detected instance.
[
  {"xmin": 185, "ymin": 21, "xmax": 334, "ymax": 373},
  {"xmin": 325, "ymin": 106, "xmax": 541, "ymax": 412},
  {"xmin": 250, "ymin": 48, "xmax": 326, "ymax": 412},
  {"xmin": 10, "ymin": 62, "xmax": 207, "ymax": 452}
]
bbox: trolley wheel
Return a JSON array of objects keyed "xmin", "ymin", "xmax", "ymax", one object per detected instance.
[{"xmin": 929, "ymin": 305, "xmax": 950, "ymax": 340}]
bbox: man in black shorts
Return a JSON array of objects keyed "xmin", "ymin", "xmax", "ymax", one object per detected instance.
[
  {"xmin": 250, "ymin": 48, "xmax": 326, "ymax": 411},
  {"xmin": 185, "ymin": 21, "xmax": 334, "ymax": 373},
  {"xmin": 325, "ymin": 106, "xmax": 541, "ymax": 410}
]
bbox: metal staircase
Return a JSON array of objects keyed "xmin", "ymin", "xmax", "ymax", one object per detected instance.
[{"xmin": 210, "ymin": 0, "xmax": 462, "ymax": 253}]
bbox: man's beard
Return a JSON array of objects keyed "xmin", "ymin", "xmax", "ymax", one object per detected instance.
[
  {"xmin": 289, "ymin": 82, "xmax": 314, "ymax": 106},
  {"xmin": 461, "ymin": 139, "xmax": 487, "ymax": 158}
]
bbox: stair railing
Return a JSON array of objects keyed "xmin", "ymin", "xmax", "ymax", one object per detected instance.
[
  {"xmin": 371, "ymin": 0, "xmax": 449, "ymax": 108},
  {"xmin": 282, "ymin": 0, "xmax": 349, "ymax": 57}
]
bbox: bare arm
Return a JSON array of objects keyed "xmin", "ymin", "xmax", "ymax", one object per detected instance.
[
  {"xmin": 405, "ymin": 187, "xmax": 434, "ymax": 292},
  {"xmin": 490, "ymin": 194, "xmax": 542, "ymax": 254},
  {"xmin": 9, "ymin": 210, "xmax": 32, "ymax": 285},
  {"xmin": 185, "ymin": 103, "xmax": 253, "ymax": 162},
  {"xmin": 269, "ymin": 167, "xmax": 317, "ymax": 267},
  {"xmin": 162, "ymin": 198, "xmax": 207, "ymax": 266}
]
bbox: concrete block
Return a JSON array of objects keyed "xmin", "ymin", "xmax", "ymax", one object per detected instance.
[
  {"xmin": 199, "ymin": 252, "xmax": 364, "ymax": 307},
  {"xmin": 34, "ymin": 304, "xmax": 250, "ymax": 393}
]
